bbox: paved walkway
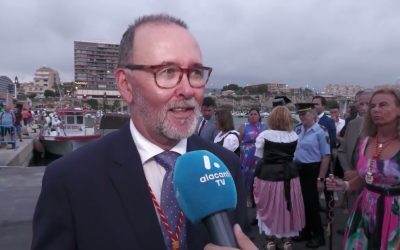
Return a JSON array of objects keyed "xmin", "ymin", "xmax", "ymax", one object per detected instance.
[
  {"xmin": 0, "ymin": 165, "xmax": 351, "ymax": 250},
  {"xmin": 0, "ymin": 126, "xmax": 39, "ymax": 166},
  {"xmin": 0, "ymin": 166, "xmax": 44, "ymax": 250}
]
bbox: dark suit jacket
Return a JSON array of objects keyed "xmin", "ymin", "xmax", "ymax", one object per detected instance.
[
  {"xmin": 32, "ymin": 123, "xmax": 247, "ymax": 250},
  {"xmin": 318, "ymin": 114, "xmax": 336, "ymax": 149},
  {"xmin": 337, "ymin": 116, "xmax": 363, "ymax": 171},
  {"xmin": 196, "ymin": 116, "xmax": 219, "ymax": 143}
]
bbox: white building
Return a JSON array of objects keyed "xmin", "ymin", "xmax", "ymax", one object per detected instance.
[
  {"xmin": 325, "ymin": 84, "xmax": 362, "ymax": 97},
  {"xmin": 21, "ymin": 67, "xmax": 61, "ymax": 95}
]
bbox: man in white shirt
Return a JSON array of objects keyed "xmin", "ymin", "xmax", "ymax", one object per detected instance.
[{"xmin": 329, "ymin": 104, "xmax": 345, "ymax": 138}]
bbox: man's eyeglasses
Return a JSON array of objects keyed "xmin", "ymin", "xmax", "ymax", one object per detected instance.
[{"xmin": 122, "ymin": 64, "xmax": 212, "ymax": 89}]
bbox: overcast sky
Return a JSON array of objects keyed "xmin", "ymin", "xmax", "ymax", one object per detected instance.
[{"xmin": 1, "ymin": 0, "xmax": 399, "ymax": 89}]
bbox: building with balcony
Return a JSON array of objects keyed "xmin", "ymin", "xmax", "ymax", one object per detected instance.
[
  {"xmin": 21, "ymin": 67, "xmax": 61, "ymax": 96},
  {"xmin": 324, "ymin": 84, "xmax": 362, "ymax": 97},
  {"xmin": 259, "ymin": 82, "xmax": 288, "ymax": 94},
  {"xmin": 74, "ymin": 41, "xmax": 119, "ymax": 91}
]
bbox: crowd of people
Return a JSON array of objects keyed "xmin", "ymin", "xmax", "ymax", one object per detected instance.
[
  {"xmin": 0, "ymin": 103, "xmax": 33, "ymax": 148},
  {"xmin": 177, "ymin": 69, "xmax": 400, "ymax": 249},
  {"xmin": 198, "ymin": 86, "xmax": 400, "ymax": 250},
  {"xmin": 29, "ymin": 13, "xmax": 399, "ymax": 250}
]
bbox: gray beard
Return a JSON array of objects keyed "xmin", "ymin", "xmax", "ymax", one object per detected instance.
[{"xmin": 134, "ymin": 90, "xmax": 199, "ymax": 141}]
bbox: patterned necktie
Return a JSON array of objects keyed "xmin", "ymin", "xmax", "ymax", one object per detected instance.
[
  {"xmin": 198, "ymin": 119, "xmax": 206, "ymax": 135},
  {"xmin": 154, "ymin": 151, "xmax": 186, "ymax": 250}
]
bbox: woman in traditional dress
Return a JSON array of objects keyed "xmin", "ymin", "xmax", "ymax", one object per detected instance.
[
  {"xmin": 213, "ymin": 109, "xmax": 240, "ymax": 155},
  {"xmin": 238, "ymin": 107, "xmax": 265, "ymax": 206},
  {"xmin": 253, "ymin": 106, "xmax": 305, "ymax": 250},
  {"xmin": 327, "ymin": 87, "xmax": 400, "ymax": 249}
]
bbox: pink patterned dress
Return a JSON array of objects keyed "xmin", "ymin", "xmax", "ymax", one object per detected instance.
[{"xmin": 343, "ymin": 137, "xmax": 400, "ymax": 250}]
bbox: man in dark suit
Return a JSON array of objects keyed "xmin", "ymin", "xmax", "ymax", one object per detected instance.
[
  {"xmin": 312, "ymin": 96, "xmax": 336, "ymax": 149},
  {"xmin": 312, "ymin": 95, "xmax": 336, "ymax": 220},
  {"xmin": 196, "ymin": 96, "xmax": 219, "ymax": 142},
  {"xmin": 32, "ymin": 14, "xmax": 249, "ymax": 250}
]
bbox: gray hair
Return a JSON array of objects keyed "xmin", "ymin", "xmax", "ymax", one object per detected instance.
[
  {"xmin": 118, "ymin": 14, "xmax": 188, "ymax": 67},
  {"xmin": 355, "ymin": 89, "xmax": 374, "ymax": 100}
]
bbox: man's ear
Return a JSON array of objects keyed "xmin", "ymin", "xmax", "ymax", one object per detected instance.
[{"xmin": 115, "ymin": 69, "xmax": 133, "ymax": 104}]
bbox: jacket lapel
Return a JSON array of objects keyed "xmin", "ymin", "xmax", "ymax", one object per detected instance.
[
  {"xmin": 185, "ymin": 137, "xmax": 210, "ymax": 249},
  {"xmin": 107, "ymin": 124, "xmax": 165, "ymax": 249}
]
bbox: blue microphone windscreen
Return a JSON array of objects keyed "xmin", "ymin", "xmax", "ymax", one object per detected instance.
[{"xmin": 173, "ymin": 150, "xmax": 237, "ymax": 224}]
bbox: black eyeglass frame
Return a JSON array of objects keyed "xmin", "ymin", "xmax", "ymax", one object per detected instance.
[{"xmin": 121, "ymin": 63, "xmax": 212, "ymax": 89}]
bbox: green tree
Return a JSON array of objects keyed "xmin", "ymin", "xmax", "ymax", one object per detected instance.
[
  {"xmin": 44, "ymin": 89, "xmax": 55, "ymax": 98},
  {"xmin": 222, "ymin": 84, "xmax": 241, "ymax": 91},
  {"xmin": 326, "ymin": 100, "xmax": 339, "ymax": 110},
  {"xmin": 86, "ymin": 99, "xmax": 99, "ymax": 110},
  {"xmin": 255, "ymin": 85, "xmax": 269, "ymax": 95},
  {"xmin": 112, "ymin": 100, "xmax": 121, "ymax": 112}
]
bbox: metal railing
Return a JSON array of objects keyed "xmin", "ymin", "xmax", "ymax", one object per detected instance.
[{"xmin": 0, "ymin": 125, "xmax": 17, "ymax": 149}]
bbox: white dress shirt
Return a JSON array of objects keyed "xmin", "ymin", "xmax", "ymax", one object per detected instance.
[
  {"xmin": 335, "ymin": 118, "xmax": 345, "ymax": 135},
  {"xmin": 129, "ymin": 120, "xmax": 187, "ymax": 204},
  {"xmin": 317, "ymin": 112, "xmax": 324, "ymax": 122}
]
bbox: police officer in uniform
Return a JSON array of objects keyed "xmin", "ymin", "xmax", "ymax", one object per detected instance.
[{"xmin": 293, "ymin": 103, "xmax": 331, "ymax": 248}]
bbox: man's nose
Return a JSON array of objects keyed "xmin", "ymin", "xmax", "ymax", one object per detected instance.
[{"xmin": 175, "ymin": 73, "xmax": 195, "ymax": 97}]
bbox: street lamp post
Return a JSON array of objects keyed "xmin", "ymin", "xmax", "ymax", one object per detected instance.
[
  {"xmin": 14, "ymin": 76, "xmax": 18, "ymax": 99},
  {"xmin": 103, "ymin": 92, "xmax": 107, "ymax": 114},
  {"xmin": 118, "ymin": 95, "xmax": 123, "ymax": 112}
]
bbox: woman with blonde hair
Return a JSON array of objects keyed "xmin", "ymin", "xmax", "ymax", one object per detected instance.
[
  {"xmin": 327, "ymin": 87, "xmax": 400, "ymax": 249},
  {"xmin": 253, "ymin": 106, "xmax": 305, "ymax": 250}
]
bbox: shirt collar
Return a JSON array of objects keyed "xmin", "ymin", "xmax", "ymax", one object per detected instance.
[
  {"xmin": 302, "ymin": 122, "xmax": 319, "ymax": 133},
  {"xmin": 311, "ymin": 122, "xmax": 320, "ymax": 130},
  {"xmin": 129, "ymin": 120, "xmax": 187, "ymax": 165},
  {"xmin": 318, "ymin": 112, "xmax": 324, "ymax": 119}
]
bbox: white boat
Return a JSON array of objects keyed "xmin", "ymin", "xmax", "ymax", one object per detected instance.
[
  {"xmin": 260, "ymin": 111, "xmax": 269, "ymax": 118},
  {"xmin": 232, "ymin": 111, "xmax": 247, "ymax": 118},
  {"xmin": 231, "ymin": 111, "xmax": 240, "ymax": 117},
  {"xmin": 39, "ymin": 108, "xmax": 101, "ymax": 156}
]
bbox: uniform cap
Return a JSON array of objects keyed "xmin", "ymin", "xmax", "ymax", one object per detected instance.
[
  {"xmin": 272, "ymin": 96, "xmax": 292, "ymax": 107},
  {"xmin": 295, "ymin": 103, "xmax": 315, "ymax": 113}
]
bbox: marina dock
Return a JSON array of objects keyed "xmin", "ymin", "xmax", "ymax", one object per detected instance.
[
  {"xmin": 0, "ymin": 127, "xmax": 39, "ymax": 167},
  {"xmin": 0, "ymin": 127, "xmax": 348, "ymax": 250}
]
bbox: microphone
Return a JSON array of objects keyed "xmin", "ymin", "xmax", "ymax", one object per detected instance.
[{"xmin": 173, "ymin": 150, "xmax": 238, "ymax": 247}]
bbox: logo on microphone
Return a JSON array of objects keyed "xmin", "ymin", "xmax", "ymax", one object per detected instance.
[
  {"xmin": 203, "ymin": 155, "xmax": 221, "ymax": 170},
  {"xmin": 199, "ymin": 155, "xmax": 232, "ymax": 186}
]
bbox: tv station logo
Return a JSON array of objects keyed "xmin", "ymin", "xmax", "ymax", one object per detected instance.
[{"xmin": 199, "ymin": 155, "xmax": 232, "ymax": 186}]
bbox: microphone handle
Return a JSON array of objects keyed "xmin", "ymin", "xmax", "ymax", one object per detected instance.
[{"xmin": 204, "ymin": 212, "xmax": 238, "ymax": 248}]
